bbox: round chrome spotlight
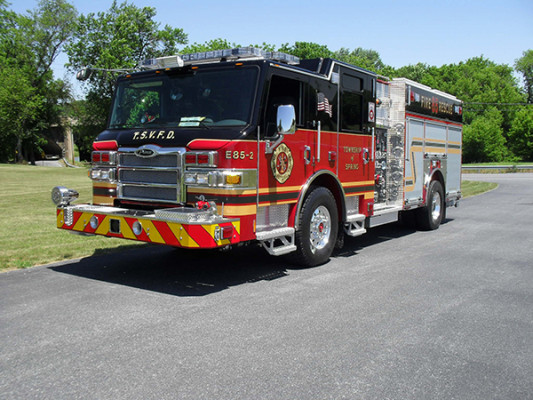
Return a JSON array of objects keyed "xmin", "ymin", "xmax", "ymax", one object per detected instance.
[{"xmin": 51, "ymin": 186, "xmax": 79, "ymax": 206}]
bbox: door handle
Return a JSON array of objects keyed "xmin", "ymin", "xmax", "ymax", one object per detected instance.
[
  {"xmin": 304, "ymin": 146, "xmax": 311, "ymax": 165},
  {"xmin": 362, "ymin": 148, "xmax": 370, "ymax": 164}
]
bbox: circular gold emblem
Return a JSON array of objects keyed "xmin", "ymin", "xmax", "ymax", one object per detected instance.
[{"xmin": 271, "ymin": 143, "xmax": 294, "ymax": 184}]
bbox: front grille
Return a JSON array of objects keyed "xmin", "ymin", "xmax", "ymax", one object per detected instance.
[
  {"xmin": 117, "ymin": 147, "xmax": 186, "ymax": 204},
  {"xmin": 120, "ymin": 153, "xmax": 178, "ymax": 168},
  {"xmin": 119, "ymin": 169, "xmax": 178, "ymax": 185},
  {"xmin": 121, "ymin": 185, "xmax": 179, "ymax": 202}
]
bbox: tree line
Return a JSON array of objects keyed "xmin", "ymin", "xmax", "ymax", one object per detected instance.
[{"xmin": 1, "ymin": 0, "xmax": 532, "ymax": 164}]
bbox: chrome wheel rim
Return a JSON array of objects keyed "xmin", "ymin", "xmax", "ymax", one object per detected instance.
[
  {"xmin": 309, "ymin": 205, "xmax": 331, "ymax": 253},
  {"xmin": 431, "ymin": 191, "xmax": 442, "ymax": 222}
]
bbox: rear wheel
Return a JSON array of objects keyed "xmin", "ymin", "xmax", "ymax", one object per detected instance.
[
  {"xmin": 293, "ymin": 187, "xmax": 338, "ymax": 267},
  {"xmin": 416, "ymin": 180, "xmax": 445, "ymax": 230}
]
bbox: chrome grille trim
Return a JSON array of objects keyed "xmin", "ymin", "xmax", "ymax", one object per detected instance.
[
  {"xmin": 120, "ymin": 154, "xmax": 179, "ymax": 168},
  {"xmin": 119, "ymin": 168, "xmax": 178, "ymax": 185},
  {"xmin": 117, "ymin": 146, "xmax": 186, "ymax": 204}
]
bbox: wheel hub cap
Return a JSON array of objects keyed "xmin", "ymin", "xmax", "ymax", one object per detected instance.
[
  {"xmin": 431, "ymin": 192, "xmax": 442, "ymax": 222},
  {"xmin": 310, "ymin": 206, "xmax": 331, "ymax": 253}
]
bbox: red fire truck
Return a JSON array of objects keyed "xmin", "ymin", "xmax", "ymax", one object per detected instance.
[{"xmin": 52, "ymin": 47, "xmax": 462, "ymax": 266}]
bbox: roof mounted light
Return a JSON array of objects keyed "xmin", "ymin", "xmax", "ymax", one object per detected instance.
[
  {"xmin": 139, "ymin": 55, "xmax": 184, "ymax": 70},
  {"xmin": 263, "ymin": 51, "xmax": 300, "ymax": 65},
  {"xmin": 180, "ymin": 47, "xmax": 264, "ymax": 64},
  {"xmin": 139, "ymin": 47, "xmax": 300, "ymax": 70}
]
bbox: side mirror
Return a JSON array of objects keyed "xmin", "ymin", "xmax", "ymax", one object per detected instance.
[
  {"xmin": 76, "ymin": 68, "xmax": 92, "ymax": 81},
  {"xmin": 276, "ymin": 104, "xmax": 296, "ymax": 135}
]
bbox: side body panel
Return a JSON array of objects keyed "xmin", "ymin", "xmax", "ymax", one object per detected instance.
[{"xmin": 390, "ymin": 78, "xmax": 463, "ymax": 208}]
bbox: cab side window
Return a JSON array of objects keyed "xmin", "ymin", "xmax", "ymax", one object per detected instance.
[
  {"xmin": 341, "ymin": 74, "xmax": 363, "ymax": 133},
  {"xmin": 264, "ymin": 75, "xmax": 302, "ymax": 137}
]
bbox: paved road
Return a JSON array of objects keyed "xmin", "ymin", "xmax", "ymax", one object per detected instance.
[{"xmin": 1, "ymin": 174, "xmax": 532, "ymax": 399}]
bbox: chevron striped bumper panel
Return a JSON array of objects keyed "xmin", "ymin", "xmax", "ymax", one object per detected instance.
[{"xmin": 56, "ymin": 205, "xmax": 240, "ymax": 249}]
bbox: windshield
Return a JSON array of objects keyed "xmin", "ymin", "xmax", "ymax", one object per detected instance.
[{"xmin": 108, "ymin": 67, "xmax": 258, "ymax": 129}]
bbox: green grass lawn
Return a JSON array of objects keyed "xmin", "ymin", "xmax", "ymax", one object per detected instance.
[
  {"xmin": 0, "ymin": 164, "xmax": 498, "ymax": 271},
  {"xmin": 461, "ymin": 180, "xmax": 498, "ymax": 198},
  {"xmin": 0, "ymin": 164, "xmax": 145, "ymax": 271}
]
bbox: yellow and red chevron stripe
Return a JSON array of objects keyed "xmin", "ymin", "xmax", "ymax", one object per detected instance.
[{"xmin": 57, "ymin": 208, "xmax": 241, "ymax": 248}]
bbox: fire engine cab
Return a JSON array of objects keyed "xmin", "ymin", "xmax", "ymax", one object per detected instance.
[{"xmin": 52, "ymin": 47, "xmax": 462, "ymax": 266}]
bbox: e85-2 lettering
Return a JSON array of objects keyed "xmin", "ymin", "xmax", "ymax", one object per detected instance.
[{"xmin": 226, "ymin": 150, "xmax": 254, "ymax": 160}]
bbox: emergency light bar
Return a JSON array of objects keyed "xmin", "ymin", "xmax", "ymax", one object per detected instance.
[
  {"xmin": 263, "ymin": 51, "xmax": 300, "ymax": 65},
  {"xmin": 139, "ymin": 55, "xmax": 184, "ymax": 70},
  {"xmin": 181, "ymin": 47, "xmax": 263, "ymax": 63},
  {"xmin": 139, "ymin": 47, "xmax": 300, "ymax": 70}
]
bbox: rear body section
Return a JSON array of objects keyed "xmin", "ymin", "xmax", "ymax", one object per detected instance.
[{"xmin": 392, "ymin": 78, "xmax": 462, "ymax": 209}]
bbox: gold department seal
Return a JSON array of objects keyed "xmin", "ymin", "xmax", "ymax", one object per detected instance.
[{"xmin": 271, "ymin": 143, "xmax": 294, "ymax": 184}]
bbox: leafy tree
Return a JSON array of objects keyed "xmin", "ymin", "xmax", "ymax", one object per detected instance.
[
  {"xmin": 278, "ymin": 41, "xmax": 333, "ymax": 60},
  {"xmin": 0, "ymin": 0, "xmax": 76, "ymax": 163},
  {"xmin": 181, "ymin": 38, "xmax": 239, "ymax": 54},
  {"xmin": 65, "ymin": 0, "xmax": 187, "ymax": 159},
  {"xmin": 508, "ymin": 108, "xmax": 533, "ymax": 161},
  {"xmin": 462, "ymin": 108, "xmax": 508, "ymax": 163},
  {"xmin": 391, "ymin": 62, "xmax": 431, "ymax": 83},
  {"xmin": 439, "ymin": 58, "xmax": 524, "ymax": 160},
  {"xmin": 181, "ymin": 39, "xmax": 276, "ymax": 54},
  {"xmin": 66, "ymin": 0, "xmax": 187, "ymax": 100},
  {"xmin": 334, "ymin": 47, "xmax": 385, "ymax": 73},
  {"xmin": 25, "ymin": 0, "xmax": 77, "ymax": 83},
  {"xmin": 0, "ymin": 58, "xmax": 44, "ymax": 162},
  {"xmin": 515, "ymin": 50, "xmax": 533, "ymax": 103},
  {"xmin": 255, "ymin": 42, "xmax": 276, "ymax": 52}
]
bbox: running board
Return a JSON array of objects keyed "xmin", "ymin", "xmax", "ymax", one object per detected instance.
[
  {"xmin": 344, "ymin": 214, "xmax": 367, "ymax": 237},
  {"xmin": 256, "ymin": 227, "xmax": 297, "ymax": 256},
  {"xmin": 368, "ymin": 211, "xmax": 399, "ymax": 228}
]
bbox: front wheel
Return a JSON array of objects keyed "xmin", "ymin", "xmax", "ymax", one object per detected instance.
[
  {"xmin": 416, "ymin": 180, "xmax": 445, "ymax": 230},
  {"xmin": 293, "ymin": 187, "xmax": 338, "ymax": 267}
]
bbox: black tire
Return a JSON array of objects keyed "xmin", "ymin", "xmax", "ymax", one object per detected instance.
[
  {"xmin": 416, "ymin": 180, "xmax": 445, "ymax": 231},
  {"xmin": 293, "ymin": 187, "xmax": 338, "ymax": 267}
]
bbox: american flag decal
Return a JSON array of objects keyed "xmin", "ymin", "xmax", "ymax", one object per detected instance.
[{"xmin": 317, "ymin": 92, "xmax": 333, "ymax": 117}]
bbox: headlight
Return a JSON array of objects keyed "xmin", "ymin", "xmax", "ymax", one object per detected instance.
[
  {"xmin": 90, "ymin": 168, "xmax": 116, "ymax": 182},
  {"xmin": 184, "ymin": 170, "xmax": 251, "ymax": 188},
  {"xmin": 184, "ymin": 173, "xmax": 199, "ymax": 185},
  {"xmin": 184, "ymin": 171, "xmax": 215, "ymax": 186},
  {"xmin": 196, "ymin": 173, "xmax": 210, "ymax": 185}
]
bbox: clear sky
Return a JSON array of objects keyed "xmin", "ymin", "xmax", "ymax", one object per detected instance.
[{"xmin": 8, "ymin": 0, "xmax": 533, "ymax": 81}]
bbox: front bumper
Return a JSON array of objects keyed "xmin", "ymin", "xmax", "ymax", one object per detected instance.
[{"xmin": 56, "ymin": 204, "xmax": 241, "ymax": 249}]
